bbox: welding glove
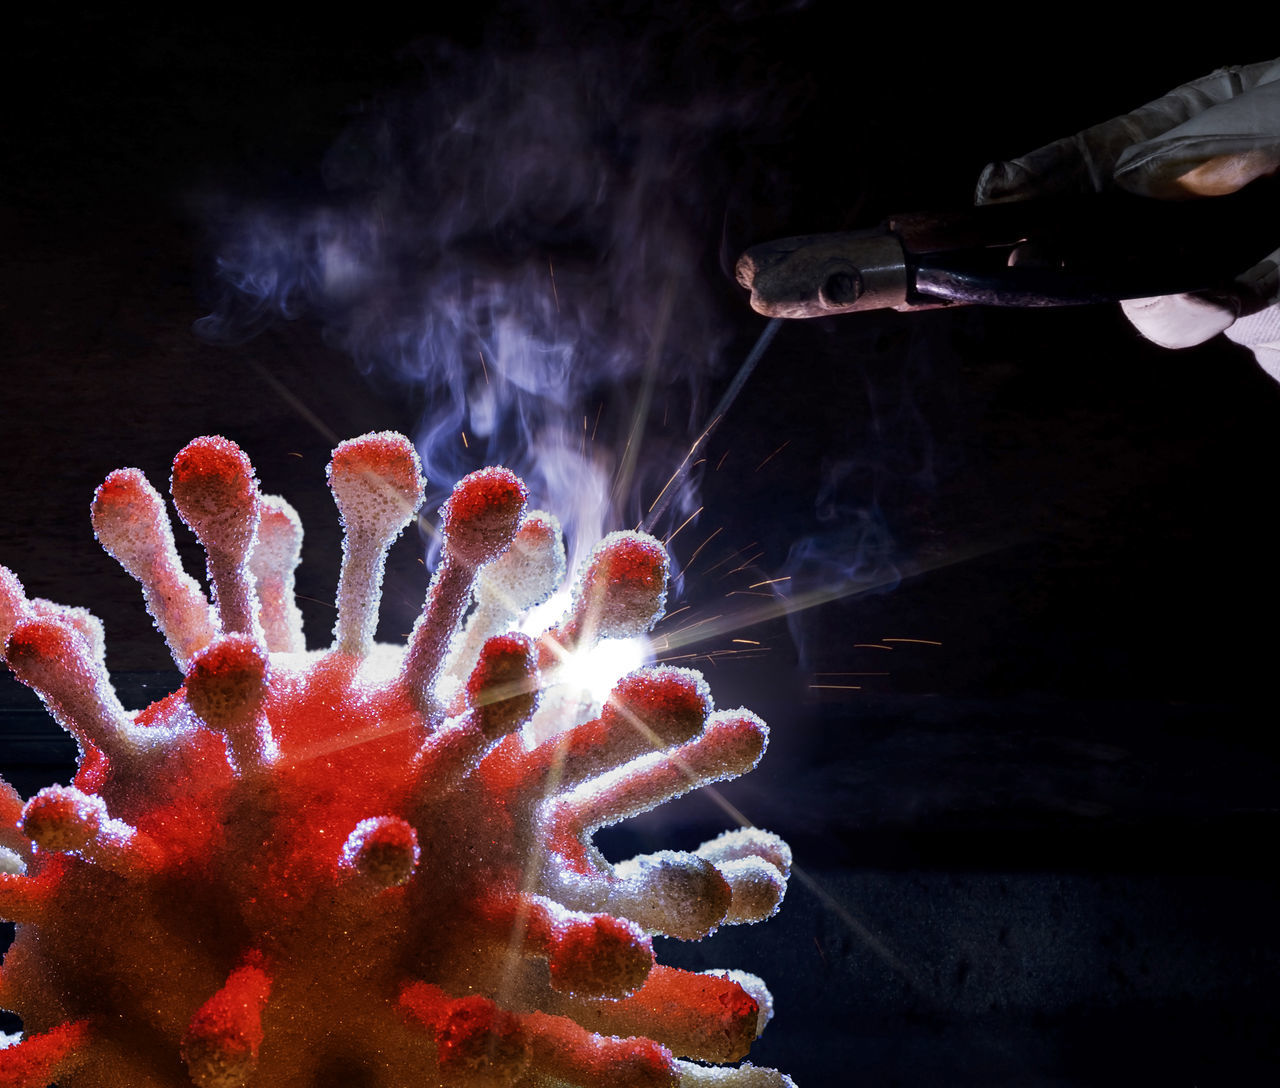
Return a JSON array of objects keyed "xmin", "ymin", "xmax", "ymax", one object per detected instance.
[{"xmin": 975, "ymin": 58, "xmax": 1280, "ymax": 382}]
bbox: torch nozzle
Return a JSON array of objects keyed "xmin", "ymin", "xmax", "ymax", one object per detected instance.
[{"xmin": 734, "ymin": 231, "xmax": 908, "ymax": 318}]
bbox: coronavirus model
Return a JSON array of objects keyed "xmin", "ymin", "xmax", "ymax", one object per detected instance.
[{"xmin": 0, "ymin": 431, "xmax": 795, "ymax": 1088}]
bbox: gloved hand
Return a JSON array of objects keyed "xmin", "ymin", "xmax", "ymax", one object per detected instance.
[{"xmin": 975, "ymin": 59, "xmax": 1280, "ymax": 382}]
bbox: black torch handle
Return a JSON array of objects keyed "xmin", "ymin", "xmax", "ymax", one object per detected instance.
[{"xmin": 896, "ymin": 173, "xmax": 1280, "ymax": 309}]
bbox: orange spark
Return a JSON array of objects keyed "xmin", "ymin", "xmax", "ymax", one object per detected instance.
[
  {"xmin": 755, "ymin": 440, "xmax": 789, "ymax": 472},
  {"xmin": 663, "ymin": 506, "xmax": 702, "ymax": 548},
  {"xmin": 685, "ymin": 527, "xmax": 723, "ymax": 569}
]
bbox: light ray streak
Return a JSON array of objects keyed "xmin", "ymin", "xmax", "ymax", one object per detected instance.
[
  {"xmin": 611, "ymin": 277, "xmax": 675, "ymax": 517},
  {"xmin": 651, "ymin": 541, "xmax": 1010, "ymax": 660},
  {"xmin": 609, "ymin": 698, "xmax": 934, "ymax": 998},
  {"xmin": 882, "ymin": 637, "xmax": 942, "ymax": 645},
  {"xmin": 250, "ymin": 360, "xmax": 340, "ymax": 444},
  {"xmin": 641, "ymin": 317, "xmax": 780, "ymax": 532},
  {"xmin": 498, "ymin": 731, "xmax": 567, "ymax": 1013},
  {"xmin": 666, "ymin": 614, "xmax": 724, "ymax": 640},
  {"xmin": 250, "ymin": 341, "xmax": 962, "ymax": 1015},
  {"xmin": 788, "ymin": 864, "xmax": 931, "ymax": 996},
  {"xmin": 652, "ymin": 768, "xmax": 932, "ymax": 998},
  {"xmin": 250, "ymin": 359, "xmax": 442, "ymax": 545}
]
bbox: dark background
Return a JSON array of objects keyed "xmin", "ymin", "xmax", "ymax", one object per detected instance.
[{"xmin": 3, "ymin": 5, "xmax": 1278, "ymax": 1084}]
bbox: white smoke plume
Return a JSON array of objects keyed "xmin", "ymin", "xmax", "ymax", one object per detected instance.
[{"xmin": 195, "ymin": 4, "xmax": 796, "ymax": 572}]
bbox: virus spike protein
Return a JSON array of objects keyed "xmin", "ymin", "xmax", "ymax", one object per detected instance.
[
  {"xmin": 249, "ymin": 496, "xmax": 305, "ymax": 655},
  {"xmin": 0, "ymin": 432, "xmax": 796, "ymax": 1088},
  {"xmin": 90, "ymin": 469, "xmax": 216, "ymax": 670},
  {"xmin": 169, "ymin": 436, "xmax": 263, "ymax": 641},
  {"xmin": 327, "ymin": 432, "xmax": 425, "ymax": 658}
]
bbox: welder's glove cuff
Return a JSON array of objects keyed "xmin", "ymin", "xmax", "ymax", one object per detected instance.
[
  {"xmin": 1225, "ymin": 307, "xmax": 1280, "ymax": 383},
  {"xmin": 1119, "ymin": 294, "xmax": 1236, "ymax": 350},
  {"xmin": 1121, "ymin": 243, "xmax": 1280, "ymax": 370}
]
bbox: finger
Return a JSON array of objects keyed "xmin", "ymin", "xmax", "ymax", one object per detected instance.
[
  {"xmin": 1119, "ymin": 293, "xmax": 1237, "ymax": 349},
  {"xmin": 978, "ymin": 58, "xmax": 1280, "ymax": 204},
  {"xmin": 1122, "ymin": 248, "xmax": 1280, "ymax": 351},
  {"xmin": 1115, "ymin": 75, "xmax": 1280, "ymax": 197}
]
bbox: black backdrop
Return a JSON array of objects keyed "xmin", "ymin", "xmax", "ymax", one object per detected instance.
[{"xmin": 3, "ymin": 5, "xmax": 1278, "ymax": 1084}]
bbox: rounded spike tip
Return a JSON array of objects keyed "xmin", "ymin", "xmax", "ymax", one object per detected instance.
[
  {"xmin": 467, "ymin": 632, "xmax": 539, "ymax": 738},
  {"xmin": 20, "ymin": 786, "xmax": 105, "ymax": 854},
  {"xmin": 603, "ymin": 666, "xmax": 711, "ymax": 747},
  {"xmin": 185, "ymin": 634, "xmax": 272, "ymax": 772},
  {"xmin": 91, "ymin": 468, "xmax": 172, "ymax": 576},
  {"xmin": 170, "ymin": 436, "xmax": 262, "ymax": 638},
  {"xmin": 475, "ymin": 509, "xmax": 565, "ymax": 609},
  {"xmin": 341, "ymin": 816, "xmax": 420, "ymax": 888},
  {"xmin": 0, "ymin": 432, "xmax": 796, "ymax": 1088},
  {"xmin": 441, "ymin": 466, "xmax": 527, "ymax": 569},
  {"xmin": 170, "ymin": 436, "xmax": 260, "ymax": 553},
  {"xmin": 250, "ymin": 495, "xmax": 305, "ymax": 653},
  {"xmin": 185, "ymin": 635, "xmax": 268, "ymax": 728},
  {"xmin": 548, "ymin": 913, "xmax": 654, "ymax": 998},
  {"xmin": 328, "ymin": 431, "xmax": 426, "ymax": 540},
  {"xmin": 180, "ymin": 958, "xmax": 271, "ymax": 1088},
  {"xmin": 91, "ymin": 467, "xmax": 215, "ymax": 667},
  {"xmin": 0, "ymin": 564, "xmax": 29, "ymax": 645},
  {"xmin": 574, "ymin": 531, "xmax": 668, "ymax": 638},
  {"xmin": 329, "ymin": 433, "xmax": 426, "ymax": 657}
]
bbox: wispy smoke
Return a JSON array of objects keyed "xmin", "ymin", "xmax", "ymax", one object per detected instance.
[
  {"xmin": 776, "ymin": 324, "xmax": 948, "ymax": 665},
  {"xmin": 196, "ymin": 6, "xmax": 793, "ymax": 572}
]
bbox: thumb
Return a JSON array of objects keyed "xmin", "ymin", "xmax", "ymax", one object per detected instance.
[
  {"xmin": 1120, "ymin": 293, "xmax": 1237, "ymax": 349},
  {"xmin": 1115, "ymin": 74, "xmax": 1280, "ymax": 198},
  {"xmin": 1121, "ymin": 245, "xmax": 1280, "ymax": 350}
]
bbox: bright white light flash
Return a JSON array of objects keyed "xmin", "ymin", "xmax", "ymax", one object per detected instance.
[{"xmin": 523, "ymin": 590, "xmax": 650, "ymax": 706}]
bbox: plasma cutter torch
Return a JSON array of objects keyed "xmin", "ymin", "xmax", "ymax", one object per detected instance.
[{"xmin": 736, "ymin": 179, "xmax": 1279, "ymax": 319}]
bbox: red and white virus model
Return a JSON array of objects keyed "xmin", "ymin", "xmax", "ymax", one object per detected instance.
[{"xmin": 0, "ymin": 432, "xmax": 794, "ymax": 1088}]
